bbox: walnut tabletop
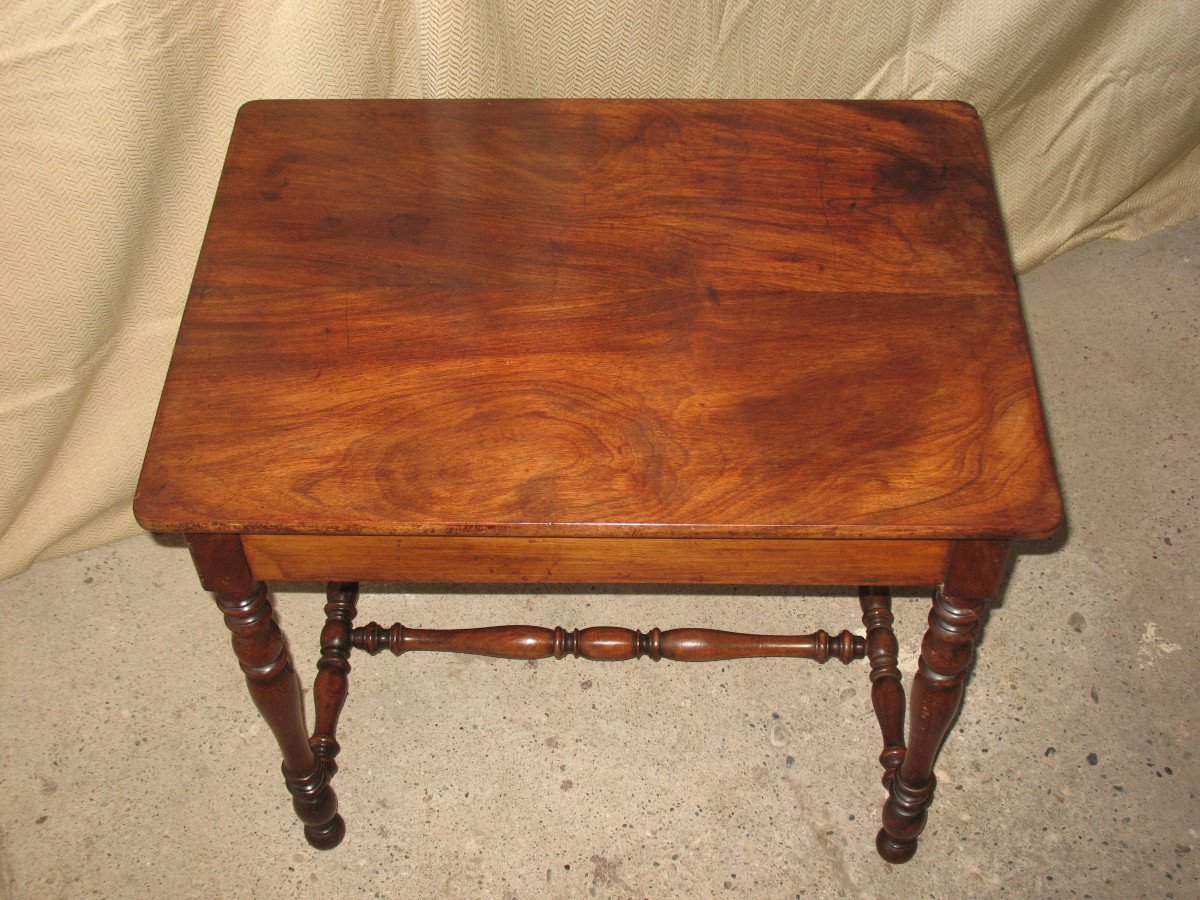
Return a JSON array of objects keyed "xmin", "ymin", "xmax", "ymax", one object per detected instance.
[
  {"xmin": 133, "ymin": 99, "xmax": 1063, "ymax": 864},
  {"xmin": 133, "ymin": 99, "xmax": 1060, "ymax": 542}
]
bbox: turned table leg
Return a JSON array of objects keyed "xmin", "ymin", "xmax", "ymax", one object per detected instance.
[
  {"xmin": 310, "ymin": 582, "xmax": 359, "ymax": 776},
  {"xmin": 876, "ymin": 540, "xmax": 1010, "ymax": 864},
  {"xmin": 859, "ymin": 587, "xmax": 906, "ymax": 787},
  {"xmin": 188, "ymin": 534, "xmax": 344, "ymax": 849}
]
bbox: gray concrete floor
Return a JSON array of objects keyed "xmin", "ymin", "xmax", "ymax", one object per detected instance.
[{"xmin": 1, "ymin": 219, "xmax": 1198, "ymax": 899}]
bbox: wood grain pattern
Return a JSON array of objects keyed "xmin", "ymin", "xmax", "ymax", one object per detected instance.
[
  {"xmin": 134, "ymin": 99, "xmax": 1062, "ymax": 541},
  {"xmin": 240, "ymin": 534, "xmax": 951, "ymax": 586}
]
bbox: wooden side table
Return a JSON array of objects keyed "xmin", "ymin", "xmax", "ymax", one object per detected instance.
[{"xmin": 134, "ymin": 99, "xmax": 1061, "ymax": 863}]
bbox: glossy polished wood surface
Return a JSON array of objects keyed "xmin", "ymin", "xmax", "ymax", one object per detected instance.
[
  {"xmin": 350, "ymin": 621, "xmax": 865, "ymax": 664},
  {"xmin": 134, "ymin": 100, "xmax": 1061, "ymax": 540}
]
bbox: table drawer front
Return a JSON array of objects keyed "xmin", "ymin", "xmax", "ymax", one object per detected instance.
[{"xmin": 241, "ymin": 535, "xmax": 949, "ymax": 586}]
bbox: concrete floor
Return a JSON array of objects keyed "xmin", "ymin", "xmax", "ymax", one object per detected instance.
[{"xmin": 1, "ymin": 219, "xmax": 1197, "ymax": 899}]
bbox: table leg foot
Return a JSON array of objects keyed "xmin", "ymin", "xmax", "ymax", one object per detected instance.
[
  {"xmin": 876, "ymin": 826, "xmax": 918, "ymax": 864},
  {"xmin": 284, "ymin": 755, "xmax": 342, "ymax": 849},
  {"xmin": 305, "ymin": 814, "xmax": 346, "ymax": 850},
  {"xmin": 877, "ymin": 769, "xmax": 931, "ymax": 863}
]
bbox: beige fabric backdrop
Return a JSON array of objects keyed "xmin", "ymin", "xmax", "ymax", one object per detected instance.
[{"xmin": 2, "ymin": 1, "xmax": 1198, "ymax": 580}]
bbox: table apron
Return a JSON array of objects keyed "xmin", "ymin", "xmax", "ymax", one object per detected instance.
[{"xmin": 240, "ymin": 534, "xmax": 951, "ymax": 586}]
